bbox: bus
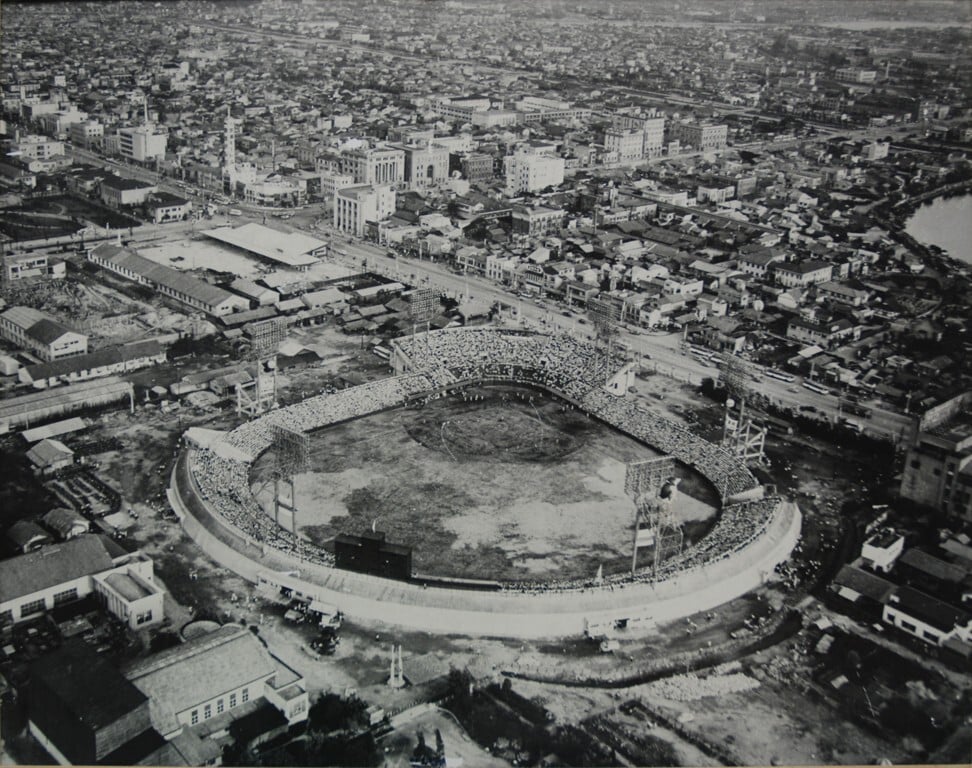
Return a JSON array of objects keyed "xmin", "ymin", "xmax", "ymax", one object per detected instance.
[
  {"xmin": 802, "ymin": 380, "xmax": 832, "ymax": 396},
  {"xmin": 765, "ymin": 369, "xmax": 796, "ymax": 383}
]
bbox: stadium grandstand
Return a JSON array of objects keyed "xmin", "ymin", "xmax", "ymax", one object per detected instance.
[{"xmin": 173, "ymin": 328, "xmax": 800, "ymax": 637}]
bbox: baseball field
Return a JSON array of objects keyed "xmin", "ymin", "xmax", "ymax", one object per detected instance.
[{"xmin": 250, "ymin": 385, "xmax": 719, "ymax": 583}]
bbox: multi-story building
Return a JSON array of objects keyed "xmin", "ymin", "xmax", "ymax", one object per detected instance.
[
  {"xmin": 146, "ymin": 192, "xmax": 192, "ymax": 223},
  {"xmin": 455, "ymin": 152, "xmax": 494, "ymax": 182},
  {"xmin": 861, "ymin": 528, "xmax": 905, "ymax": 573},
  {"xmin": 100, "ymin": 176, "xmax": 157, "ymax": 208},
  {"xmin": 118, "ymin": 124, "xmax": 168, "ymax": 162},
  {"xmin": 321, "ymin": 144, "xmax": 405, "ymax": 186},
  {"xmin": 434, "ymin": 97, "xmax": 492, "ymax": 122},
  {"xmin": 2, "ymin": 252, "xmax": 66, "ymax": 283},
  {"xmin": 0, "ymin": 306, "xmax": 88, "ymax": 361},
  {"xmin": 772, "ymin": 259, "xmax": 833, "ymax": 288},
  {"xmin": 504, "ymin": 145, "xmax": 565, "ymax": 195},
  {"xmin": 333, "ymin": 184, "xmax": 396, "ymax": 236},
  {"xmin": 515, "ymin": 96, "xmax": 591, "ymax": 123},
  {"xmin": 836, "ymin": 67, "xmax": 878, "ymax": 83},
  {"xmin": 604, "ymin": 127, "xmax": 645, "ymax": 163},
  {"xmin": 11, "ymin": 134, "xmax": 64, "ymax": 161},
  {"xmin": 320, "ymin": 172, "xmax": 355, "ymax": 199},
  {"xmin": 737, "ymin": 246, "xmax": 785, "ymax": 278},
  {"xmin": 399, "ymin": 142, "xmax": 450, "ymax": 189},
  {"xmin": 605, "ymin": 115, "xmax": 666, "ymax": 160},
  {"xmin": 37, "ymin": 105, "xmax": 87, "ymax": 140},
  {"xmin": 675, "ymin": 122, "xmax": 728, "ymax": 151},
  {"xmin": 900, "ymin": 427, "xmax": 972, "ymax": 522},
  {"xmin": 786, "ymin": 316, "xmax": 859, "ymax": 348},
  {"xmin": 511, "ymin": 205, "xmax": 565, "ymax": 237},
  {"xmin": 882, "ymin": 586, "xmax": 972, "ymax": 646},
  {"xmin": 68, "ymin": 119, "xmax": 104, "ymax": 148}
]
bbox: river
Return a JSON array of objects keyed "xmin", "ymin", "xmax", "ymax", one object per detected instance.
[{"xmin": 904, "ymin": 193, "xmax": 972, "ymax": 266}]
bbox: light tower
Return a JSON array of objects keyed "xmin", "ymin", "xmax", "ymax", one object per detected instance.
[
  {"xmin": 625, "ymin": 456, "xmax": 682, "ymax": 580},
  {"xmin": 236, "ymin": 318, "xmax": 284, "ymax": 417},
  {"xmin": 270, "ymin": 423, "xmax": 309, "ymax": 560},
  {"xmin": 588, "ymin": 296, "xmax": 622, "ymax": 385},
  {"xmin": 719, "ymin": 354, "xmax": 767, "ymax": 466}
]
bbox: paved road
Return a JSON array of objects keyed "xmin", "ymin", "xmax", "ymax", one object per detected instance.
[{"xmin": 312, "ymin": 224, "xmax": 912, "ymax": 440}]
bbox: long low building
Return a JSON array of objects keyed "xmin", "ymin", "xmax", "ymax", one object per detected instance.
[
  {"xmin": 88, "ymin": 242, "xmax": 248, "ymax": 317},
  {"xmin": 20, "ymin": 338, "xmax": 167, "ymax": 388},
  {"xmin": 203, "ymin": 223, "xmax": 324, "ymax": 270},
  {"xmin": 0, "ymin": 376, "xmax": 133, "ymax": 431}
]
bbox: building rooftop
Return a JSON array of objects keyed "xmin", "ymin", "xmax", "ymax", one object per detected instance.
[
  {"xmin": 30, "ymin": 640, "xmax": 149, "ymax": 731},
  {"xmin": 0, "ymin": 536, "xmax": 118, "ymax": 603},
  {"xmin": 104, "ymin": 572, "xmax": 153, "ymax": 601},
  {"xmin": 889, "ymin": 585, "xmax": 971, "ymax": 633},
  {"xmin": 124, "ymin": 625, "xmax": 278, "ymax": 735},
  {"xmin": 203, "ymin": 224, "xmax": 323, "ymax": 268}
]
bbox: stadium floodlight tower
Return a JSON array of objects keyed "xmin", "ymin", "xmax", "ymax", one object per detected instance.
[
  {"xmin": 407, "ymin": 287, "xmax": 439, "ymax": 340},
  {"xmin": 270, "ymin": 423, "xmax": 310, "ymax": 561},
  {"xmin": 587, "ymin": 296, "xmax": 622, "ymax": 384},
  {"xmin": 718, "ymin": 354, "xmax": 767, "ymax": 465},
  {"xmin": 236, "ymin": 318, "xmax": 285, "ymax": 418},
  {"xmin": 625, "ymin": 456, "xmax": 682, "ymax": 580}
]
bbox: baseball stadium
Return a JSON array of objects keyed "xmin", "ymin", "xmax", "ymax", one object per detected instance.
[{"xmin": 170, "ymin": 327, "xmax": 801, "ymax": 638}]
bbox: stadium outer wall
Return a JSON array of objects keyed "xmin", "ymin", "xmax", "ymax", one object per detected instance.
[{"xmin": 171, "ymin": 448, "xmax": 802, "ymax": 639}]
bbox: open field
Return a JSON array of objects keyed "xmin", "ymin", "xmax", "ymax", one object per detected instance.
[
  {"xmin": 0, "ymin": 210, "xmax": 83, "ymax": 241},
  {"xmin": 17, "ymin": 194, "xmax": 142, "ymax": 229},
  {"xmin": 251, "ymin": 384, "xmax": 720, "ymax": 583}
]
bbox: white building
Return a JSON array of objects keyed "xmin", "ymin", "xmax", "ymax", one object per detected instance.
[
  {"xmin": 334, "ymin": 184, "xmax": 396, "ymax": 236},
  {"xmin": 118, "ymin": 124, "xmax": 168, "ymax": 162},
  {"xmin": 0, "ymin": 535, "xmax": 164, "ymax": 630},
  {"xmin": 504, "ymin": 146, "xmax": 565, "ymax": 195},
  {"xmin": 123, "ymin": 624, "xmax": 308, "ymax": 738},
  {"xmin": 12, "ymin": 135, "xmax": 64, "ymax": 161},
  {"xmin": 883, "ymin": 586, "xmax": 972, "ymax": 646},
  {"xmin": 0, "ymin": 306, "xmax": 88, "ymax": 361},
  {"xmin": 861, "ymin": 528, "xmax": 905, "ymax": 573},
  {"xmin": 68, "ymin": 119, "xmax": 104, "ymax": 148}
]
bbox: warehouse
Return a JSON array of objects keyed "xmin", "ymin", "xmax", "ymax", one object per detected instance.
[
  {"xmin": 203, "ymin": 223, "xmax": 325, "ymax": 270},
  {"xmin": 19, "ymin": 338, "xmax": 167, "ymax": 388},
  {"xmin": 87, "ymin": 243, "xmax": 248, "ymax": 317},
  {"xmin": 0, "ymin": 377, "xmax": 133, "ymax": 431},
  {"xmin": 0, "ymin": 306, "xmax": 88, "ymax": 362}
]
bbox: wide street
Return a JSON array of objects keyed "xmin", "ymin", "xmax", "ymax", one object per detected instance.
[
  {"xmin": 57, "ymin": 141, "xmax": 915, "ymax": 443},
  {"xmin": 305, "ymin": 218, "xmax": 913, "ymax": 442}
]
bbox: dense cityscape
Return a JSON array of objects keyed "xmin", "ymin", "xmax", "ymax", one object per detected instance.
[{"xmin": 0, "ymin": 1, "xmax": 970, "ymax": 766}]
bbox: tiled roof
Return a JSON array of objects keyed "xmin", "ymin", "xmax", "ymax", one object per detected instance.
[
  {"xmin": 0, "ymin": 535, "xmax": 114, "ymax": 603},
  {"xmin": 125, "ymin": 625, "xmax": 277, "ymax": 735}
]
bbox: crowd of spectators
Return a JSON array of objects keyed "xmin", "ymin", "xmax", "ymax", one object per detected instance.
[{"xmin": 183, "ymin": 327, "xmax": 783, "ymax": 593}]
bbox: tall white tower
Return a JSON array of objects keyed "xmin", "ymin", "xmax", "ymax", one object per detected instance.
[{"xmin": 224, "ymin": 106, "xmax": 238, "ymax": 188}]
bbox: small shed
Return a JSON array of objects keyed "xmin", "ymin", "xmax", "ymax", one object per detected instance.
[
  {"xmin": 25, "ymin": 438, "xmax": 74, "ymax": 475},
  {"xmin": 42, "ymin": 508, "xmax": 90, "ymax": 540},
  {"xmin": 7, "ymin": 520, "xmax": 53, "ymax": 553}
]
